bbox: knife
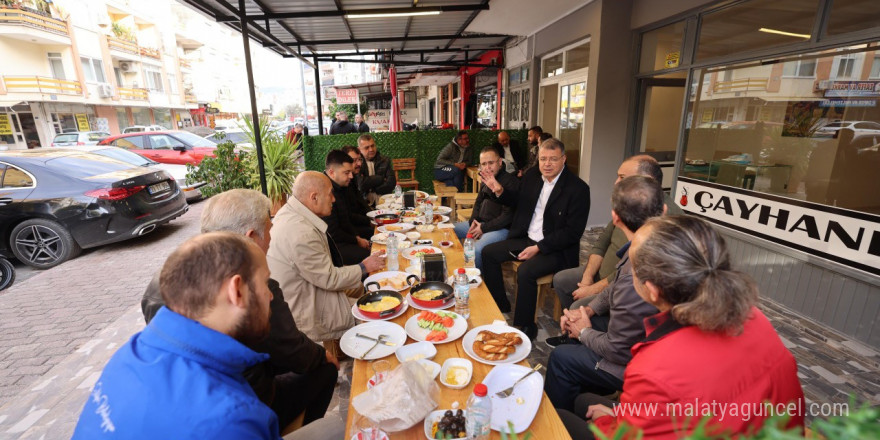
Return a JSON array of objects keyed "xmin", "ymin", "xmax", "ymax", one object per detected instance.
[{"xmin": 356, "ymin": 333, "xmax": 397, "ymax": 346}]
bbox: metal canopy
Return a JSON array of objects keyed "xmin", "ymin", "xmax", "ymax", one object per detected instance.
[{"xmin": 180, "ymin": 0, "xmax": 510, "ymax": 70}]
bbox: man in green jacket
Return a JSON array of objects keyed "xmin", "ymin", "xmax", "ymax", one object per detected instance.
[{"xmin": 433, "ymin": 130, "xmax": 472, "ymax": 190}]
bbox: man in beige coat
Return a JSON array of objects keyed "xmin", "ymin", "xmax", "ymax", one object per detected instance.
[{"xmin": 268, "ymin": 172, "xmax": 384, "ymax": 345}]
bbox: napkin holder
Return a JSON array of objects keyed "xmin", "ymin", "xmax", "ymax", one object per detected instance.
[
  {"xmin": 403, "ymin": 191, "xmax": 416, "ymax": 209},
  {"xmin": 421, "ymin": 254, "xmax": 447, "ymax": 283}
]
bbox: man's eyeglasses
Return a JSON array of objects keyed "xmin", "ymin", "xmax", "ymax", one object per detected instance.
[{"xmin": 539, "ymin": 155, "xmax": 565, "ymax": 163}]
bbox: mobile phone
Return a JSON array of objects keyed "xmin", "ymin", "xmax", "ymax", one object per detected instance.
[
  {"xmin": 415, "ymin": 239, "xmax": 434, "ymax": 245},
  {"xmin": 509, "ymin": 249, "xmax": 524, "ymax": 259}
]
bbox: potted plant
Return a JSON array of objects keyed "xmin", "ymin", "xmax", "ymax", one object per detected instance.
[{"xmin": 241, "ymin": 116, "xmax": 303, "ymax": 213}]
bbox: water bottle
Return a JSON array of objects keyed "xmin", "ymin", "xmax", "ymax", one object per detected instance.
[
  {"xmin": 463, "ymin": 234, "xmax": 476, "ymax": 268},
  {"xmin": 466, "ymin": 383, "xmax": 492, "ymax": 439},
  {"xmin": 386, "ymin": 232, "xmax": 399, "ymax": 271},
  {"xmin": 424, "ymin": 201, "xmax": 434, "ymax": 225},
  {"xmin": 454, "ymin": 268, "xmax": 470, "ymax": 319},
  {"xmin": 393, "ymin": 184, "xmax": 402, "ymax": 200}
]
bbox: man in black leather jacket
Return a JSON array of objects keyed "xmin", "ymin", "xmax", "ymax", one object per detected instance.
[
  {"xmin": 356, "ymin": 133, "xmax": 396, "ymax": 206},
  {"xmin": 141, "ymin": 189, "xmax": 338, "ymax": 430}
]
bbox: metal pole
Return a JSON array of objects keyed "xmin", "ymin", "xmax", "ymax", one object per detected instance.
[
  {"xmin": 239, "ymin": 0, "xmax": 267, "ymax": 195},
  {"xmin": 299, "ymin": 59, "xmax": 309, "ymax": 126},
  {"xmin": 314, "ymin": 57, "xmax": 324, "ymax": 135}
]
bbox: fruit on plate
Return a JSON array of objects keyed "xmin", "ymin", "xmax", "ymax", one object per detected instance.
[
  {"xmin": 432, "ymin": 410, "xmax": 466, "ymax": 438},
  {"xmin": 472, "ymin": 330, "xmax": 523, "ymax": 361}
]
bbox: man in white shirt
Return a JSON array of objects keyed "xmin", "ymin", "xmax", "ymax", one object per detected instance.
[
  {"xmin": 480, "ymin": 138, "xmax": 591, "ymax": 340},
  {"xmin": 492, "ymin": 131, "xmax": 527, "ymax": 177}
]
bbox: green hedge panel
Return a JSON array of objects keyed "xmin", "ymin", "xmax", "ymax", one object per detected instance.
[{"xmin": 303, "ymin": 129, "xmax": 528, "ymax": 194}]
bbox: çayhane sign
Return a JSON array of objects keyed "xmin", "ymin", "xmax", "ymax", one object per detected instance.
[{"xmin": 675, "ymin": 177, "xmax": 880, "ymax": 276}]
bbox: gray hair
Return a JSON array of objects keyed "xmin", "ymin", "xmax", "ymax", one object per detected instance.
[
  {"xmin": 627, "ymin": 154, "xmax": 663, "ymax": 183},
  {"xmin": 200, "ymin": 189, "xmax": 272, "ymax": 239},
  {"xmin": 539, "ymin": 137, "xmax": 565, "ymax": 153},
  {"xmin": 631, "ymin": 216, "xmax": 757, "ymax": 335}
]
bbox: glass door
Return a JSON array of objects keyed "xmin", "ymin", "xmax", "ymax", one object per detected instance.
[
  {"xmin": 633, "ymin": 71, "xmax": 687, "ymax": 189},
  {"xmin": 558, "ymin": 81, "xmax": 586, "ymax": 174}
]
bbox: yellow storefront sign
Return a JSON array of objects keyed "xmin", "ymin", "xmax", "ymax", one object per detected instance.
[
  {"xmin": 75, "ymin": 113, "xmax": 90, "ymax": 131},
  {"xmin": 0, "ymin": 114, "xmax": 12, "ymax": 135},
  {"xmin": 701, "ymin": 110, "xmax": 714, "ymax": 123},
  {"xmin": 665, "ymin": 51, "xmax": 680, "ymax": 69}
]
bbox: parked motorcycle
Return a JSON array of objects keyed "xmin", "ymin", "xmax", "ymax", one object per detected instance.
[{"xmin": 0, "ymin": 257, "xmax": 14, "ymax": 291}]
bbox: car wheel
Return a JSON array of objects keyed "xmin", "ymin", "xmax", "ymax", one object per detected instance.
[
  {"xmin": 0, "ymin": 258, "xmax": 14, "ymax": 291},
  {"xmin": 10, "ymin": 219, "xmax": 82, "ymax": 269}
]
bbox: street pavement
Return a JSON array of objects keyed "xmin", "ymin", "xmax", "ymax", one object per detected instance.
[{"xmin": 0, "ymin": 201, "xmax": 204, "ymax": 404}]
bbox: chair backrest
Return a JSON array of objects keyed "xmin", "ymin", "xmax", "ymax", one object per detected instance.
[{"xmin": 392, "ymin": 158, "xmax": 417, "ymax": 181}]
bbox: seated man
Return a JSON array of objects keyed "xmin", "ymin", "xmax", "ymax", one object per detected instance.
[
  {"xmin": 521, "ymin": 126, "xmax": 543, "ymax": 175},
  {"xmin": 544, "ymin": 175, "xmax": 664, "ymax": 412},
  {"xmin": 268, "ymin": 171, "xmax": 384, "ymax": 349},
  {"xmin": 434, "ymin": 130, "xmax": 473, "ymax": 191},
  {"xmin": 480, "ymin": 138, "xmax": 591, "ymax": 340},
  {"xmin": 357, "ymin": 134, "xmax": 396, "ymax": 206},
  {"xmin": 492, "ymin": 131, "xmax": 527, "ymax": 177},
  {"xmin": 141, "ymin": 189, "xmax": 339, "ymax": 429},
  {"xmin": 323, "ymin": 149, "xmax": 371, "ymax": 264},
  {"xmin": 452, "ymin": 146, "xmax": 516, "ymax": 269},
  {"xmin": 75, "ymin": 232, "xmax": 344, "ymax": 439},
  {"xmin": 548, "ymin": 155, "xmax": 684, "ymax": 348},
  {"xmin": 342, "ymin": 145, "xmax": 374, "ymax": 238}
]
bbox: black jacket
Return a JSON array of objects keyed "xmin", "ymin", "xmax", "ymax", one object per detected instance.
[
  {"xmin": 141, "ymin": 277, "xmax": 326, "ymax": 404},
  {"xmin": 499, "ymin": 167, "xmax": 591, "ymax": 267},
  {"xmin": 322, "ymin": 175, "xmax": 362, "ymax": 245},
  {"xmin": 329, "ymin": 120, "xmax": 357, "ymax": 135},
  {"xmin": 359, "ymin": 151, "xmax": 396, "ymax": 195},
  {"xmin": 491, "ymin": 139, "xmax": 527, "ymax": 171},
  {"xmin": 469, "ymin": 168, "xmax": 517, "ymax": 233},
  {"xmin": 346, "ymin": 182, "xmax": 372, "ymax": 228},
  {"xmin": 355, "ymin": 121, "xmax": 370, "ymax": 133}
]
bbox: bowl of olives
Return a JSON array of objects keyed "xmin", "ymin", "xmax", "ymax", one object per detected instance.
[{"xmin": 424, "ymin": 409, "xmax": 467, "ymax": 439}]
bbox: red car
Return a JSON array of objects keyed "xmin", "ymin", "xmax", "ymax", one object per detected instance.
[{"xmin": 98, "ymin": 131, "xmax": 217, "ymax": 165}]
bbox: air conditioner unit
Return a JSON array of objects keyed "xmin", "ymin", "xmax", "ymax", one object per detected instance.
[
  {"xmin": 119, "ymin": 62, "xmax": 133, "ymax": 72},
  {"xmin": 815, "ymin": 79, "xmax": 833, "ymax": 91},
  {"xmin": 98, "ymin": 84, "xmax": 114, "ymax": 98}
]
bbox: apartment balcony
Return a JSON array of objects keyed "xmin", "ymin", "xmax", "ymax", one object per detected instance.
[
  {"xmin": 2, "ymin": 75, "xmax": 82, "ymax": 96},
  {"xmin": 0, "ymin": 7, "xmax": 70, "ymax": 45},
  {"xmin": 106, "ymin": 36, "xmax": 160, "ymax": 61},
  {"xmin": 713, "ymin": 77, "xmax": 769, "ymax": 94},
  {"xmin": 118, "ymin": 87, "xmax": 148, "ymax": 101},
  {"xmin": 139, "ymin": 46, "xmax": 160, "ymax": 60},
  {"xmin": 185, "ymin": 94, "xmax": 197, "ymax": 103}
]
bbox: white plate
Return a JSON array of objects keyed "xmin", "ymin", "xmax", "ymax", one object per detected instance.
[
  {"xmin": 461, "ymin": 324, "xmax": 532, "ymax": 366},
  {"xmin": 376, "ymin": 202, "xmax": 403, "ymax": 210},
  {"xmin": 370, "ymin": 234, "xmax": 411, "ymax": 249},
  {"xmin": 366, "ymin": 209, "xmax": 399, "ymax": 218},
  {"xmin": 406, "ymin": 293, "xmax": 455, "ymax": 311},
  {"xmin": 363, "ymin": 271, "xmax": 415, "ymax": 292},
  {"xmin": 435, "ymin": 206, "xmax": 452, "ymax": 215},
  {"xmin": 446, "ymin": 274, "xmax": 483, "ymax": 288},
  {"xmin": 349, "ymin": 429, "xmax": 389, "ymax": 440},
  {"xmin": 339, "ymin": 321, "xmax": 407, "ymax": 361},
  {"xmin": 423, "ymin": 410, "xmax": 467, "ymax": 440},
  {"xmin": 403, "ymin": 245, "xmax": 443, "ymax": 261},
  {"xmin": 395, "ymin": 341, "xmax": 437, "ymax": 363},
  {"xmin": 350, "ymin": 299, "xmax": 409, "ymax": 322},
  {"xmin": 377, "ymin": 223, "xmax": 415, "ymax": 233},
  {"xmin": 405, "ymin": 311, "xmax": 468, "ymax": 344},
  {"xmin": 483, "ymin": 364, "xmax": 544, "ymax": 433},
  {"xmin": 405, "ymin": 231, "xmax": 420, "ymax": 241}
]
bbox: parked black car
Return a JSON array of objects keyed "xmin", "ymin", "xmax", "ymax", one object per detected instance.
[{"xmin": 0, "ymin": 149, "xmax": 188, "ymax": 269}]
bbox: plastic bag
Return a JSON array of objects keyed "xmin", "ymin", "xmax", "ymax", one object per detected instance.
[{"xmin": 352, "ymin": 361, "xmax": 440, "ymax": 432}]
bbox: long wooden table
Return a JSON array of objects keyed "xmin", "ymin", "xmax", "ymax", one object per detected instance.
[{"xmin": 345, "ymin": 226, "xmax": 571, "ymax": 439}]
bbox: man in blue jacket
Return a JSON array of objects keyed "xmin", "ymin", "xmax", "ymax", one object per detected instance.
[{"xmin": 73, "ymin": 233, "xmax": 342, "ymax": 439}]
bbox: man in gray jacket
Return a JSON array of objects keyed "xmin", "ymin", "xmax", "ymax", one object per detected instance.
[
  {"xmin": 543, "ymin": 175, "xmax": 665, "ymax": 412},
  {"xmin": 433, "ymin": 130, "xmax": 472, "ymax": 190}
]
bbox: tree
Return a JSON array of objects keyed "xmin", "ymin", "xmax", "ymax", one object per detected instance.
[
  {"xmin": 284, "ymin": 103, "xmax": 304, "ymax": 120},
  {"xmin": 326, "ymin": 97, "xmax": 370, "ymax": 121}
]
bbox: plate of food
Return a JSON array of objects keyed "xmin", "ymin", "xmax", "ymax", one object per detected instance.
[
  {"xmin": 415, "ymin": 214, "xmax": 450, "ymax": 225},
  {"xmin": 424, "ymin": 409, "xmax": 467, "ymax": 439},
  {"xmin": 434, "ymin": 206, "xmax": 452, "ymax": 215},
  {"xmin": 370, "ymin": 233, "xmax": 412, "ymax": 249},
  {"xmin": 462, "ymin": 324, "xmax": 531, "ymax": 365},
  {"xmin": 354, "ymin": 290, "xmax": 405, "ymax": 320},
  {"xmin": 399, "ymin": 209, "xmax": 421, "ymax": 219},
  {"xmin": 377, "ymin": 223, "xmax": 415, "ymax": 234},
  {"xmin": 404, "ymin": 245, "xmax": 443, "ymax": 261},
  {"xmin": 339, "ymin": 321, "xmax": 407, "ymax": 361},
  {"xmin": 366, "ymin": 209, "xmax": 400, "ymax": 219},
  {"xmin": 351, "ymin": 298, "xmax": 409, "ymax": 322},
  {"xmin": 363, "ymin": 271, "xmax": 418, "ymax": 292},
  {"xmin": 404, "ymin": 310, "xmax": 468, "ymax": 344},
  {"xmin": 483, "ymin": 364, "xmax": 544, "ymax": 433}
]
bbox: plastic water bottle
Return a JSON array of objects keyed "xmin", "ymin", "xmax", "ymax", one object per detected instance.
[
  {"xmin": 424, "ymin": 201, "xmax": 434, "ymax": 225},
  {"xmin": 466, "ymin": 383, "xmax": 492, "ymax": 439},
  {"xmin": 386, "ymin": 233, "xmax": 399, "ymax": 271},
  {"xmin": 393, "ymin": 184, "xmax": 402, "ymax": 200},
  {"xmin": 454, "ymin": 268, "xmax": 470, "ymax": 319},
  {"xmin": 463, "ymin": 234, "xmax": 476, "ymax": 268}
]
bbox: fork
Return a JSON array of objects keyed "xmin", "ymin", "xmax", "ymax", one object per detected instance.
[
  {"xmin": 359, "ymin": 334, "xmax": 388, "ymax": 360},
  {"xmin": 495, "ymin": 364, "xmax": 543, "ymax": 398}
]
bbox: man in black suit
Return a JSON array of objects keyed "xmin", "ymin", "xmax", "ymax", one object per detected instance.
[
  {"xmin": 480, "ymin": 138, "xmax": 591, "ymax": 340},
  {"xmin": 323, "ymin": 150, "xmax": 371, "ymax": 264},
  {"xmin": 492, "ymin": 131, "xmax": 527, "ymax": 177}
]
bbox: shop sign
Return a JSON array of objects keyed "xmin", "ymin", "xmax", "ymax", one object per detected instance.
[
  {"xmin": 820, "ymin": 99, "xmax": 876, "ymax": 108},
  {"xmin": 335, "ymin": 89, "xmax": 359, "ymax": 105},
  {"xmin": 675, "ymin": 177, "xmax": 880, "ymax": 276},
  {"xmin": 75, "ymin": 113, "xmax": 90, "ymax": 131},
  {"xmin": 701, "ymin": 110, "xmax": 714, "ymax": 123},
  {"xmin": 0, "ymin": 114, "xmax": 12, "ymax": 135},
  {"xmin": 366, "ymin": 109, "xmax": 418, "ymax": 131},
  {"xmin": 664, "ymin": 51, "xmax": 680, "ymax": 69},
  {"xmin": 823, "ymin": 80, "xmax": 880, "ymax": 98}
]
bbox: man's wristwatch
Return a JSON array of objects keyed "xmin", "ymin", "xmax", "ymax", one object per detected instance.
[{"xmin": 358, "ymin": 262, "xmax": 367, "ymax": 275}]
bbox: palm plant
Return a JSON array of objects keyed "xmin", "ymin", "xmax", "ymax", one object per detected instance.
[{"xmin": 241, "ymin": 116, "xmax": 303, "ymax": 209}]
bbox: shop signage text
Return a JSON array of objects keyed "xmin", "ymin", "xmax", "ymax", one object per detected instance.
[
  {"xmin": 823, "ymin": 80, "xmax": 880, "ymax": 98},
  {"xmin": 335, "ymin": 89, "xmax": 359, "ymax": 105},
  {"xmin": 366, "ymin": 109, "xmax": 417, "ymax": 131},
  {"xmin": 0, "ymin": 114, "xmax": 12, "ymax": 135},
  {"xmin": 676, "ymin": 178, "xmax": 880, "ymax": 276},
  {"xmin": 75, "ymin": 113, "xmax": 90, "ymax": 131}
]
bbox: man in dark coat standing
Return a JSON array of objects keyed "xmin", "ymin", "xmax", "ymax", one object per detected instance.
[{"xmin": 354, "ymin": 113, "xmax": 370, "ymax": 133}]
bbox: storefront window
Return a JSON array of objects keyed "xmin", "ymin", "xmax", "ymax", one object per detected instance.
[
  {"xmin": 115, "ymin": 107, "xmax": 129, "ymax": 131},
  {"xmin": 696, "ymin": 0, "xmax": 819, "ymax": 61},
  {"xmin": 564, "ymin": 42, "xmax": 590, "ymax": 72},
  {"xmin": 154, "ymin": 108, "xmax": 171, "ymax": 129},
  {"xmin": 680, "ymin": 43, "xmax": 880, "ymax": 215},
  {"xmin": 542, "ymin": 54, "xmax": 563, "ymax": 78},
  {"xmin": 826, "ymin": 0, "xmax": 880, "ymax": 36},
  {"xmin": 640, "ymin": 21, "xmax": 685, "ymax": 73},
  {"xmin": 131, "ymin": 107, "xmax": 152, "ymax": 126}
]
